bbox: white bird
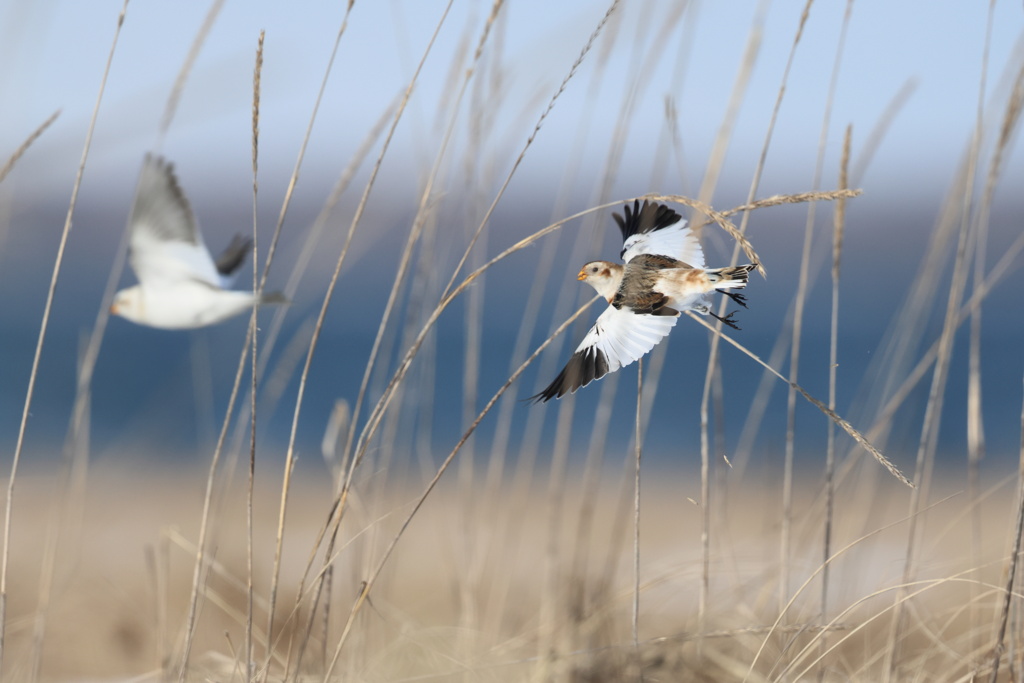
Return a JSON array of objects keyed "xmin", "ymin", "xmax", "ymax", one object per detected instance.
[
  {"xmin": 110, "ymin": 154, "xmax": 286, "ymax": 329},
  {"xmin": 533, "ymin": 200, "xmax": 757, "ymax": 402}
]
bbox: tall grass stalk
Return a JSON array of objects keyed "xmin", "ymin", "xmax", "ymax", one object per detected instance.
[
  {"xmin": 214, "ymin": 101, "xmax": 393, "ymax": 535},
  {"xmin": 691, "ymin": 1, "xmax": 764, "ymax": 227},
  {"xmin": 821, "ymin": 123, "xmax": 851, "ymax": 671},
  {"xmin": 295, "ymin": 0, "xmax": 453, "ymax": 534},
  {"xmin": 486, "ymin": 11, "xmax": 629, "ymax": 629},
  {"xmin": 633, "ymin": 359, "xmax": 643, "ymax": 663},
  {"xmin": 0, "ymin": 3, "xmax": 128, "ymax": 676},
  {"xmin": 156, "ymin": 0, "xmax": 225, "ymax": 146},
  {"xmin": 648, "ymin": 4, "xmax": 696, "ymax": 193},
  {"xmin": 453, "ymin": 9, "xmax": 504, "ymax": 659},
  {"xmin": 687, "ymin": 313, "xmax": 910, "ymax": 487},
  {"xmin": 539, "ymin": 5, "xmax": 687, "ymax": 669},
  {"xmin": 968, "ymin": 0, "xmax": 999, "ymax": 659},
  {"xmin": 111, "ymin": 4, "xmax": 229, "ymax": 651},
  {"xmin": 730, "ymin": 300, "xmax": 793, "ymax": 480},
  {"xmin": 537, "ymin": 375, "xmax": 577, "ymax": 680},
  {"xmin": 245, "ymin": 30, "xmax": 264, "ymax": 683},
  {"xmin": 440, "ymin": 0, "xmax": 622, "ymax": 301},
  {"xmin": 479, "ymin": 57, "xmax": 594, "ymax": 629},
  {"xmin": 883, "ymin": 144, "xmax": 978, "ymax": 683},
  {"xmin": 849, "ymin": 79, "xmax": 917, "ymax": 185},
  {"xmin": 885, "ymin": 27, "xmax": 1023, "ymax": 679},
  {"xmin": 0, "ymin": 111, "xmax": 60, "ymax": 186},
  {"xmin": 696, "ymin": 0, "xmax": 814, "ymax": 639},
  {"xmin": 28, "ymin": 338, "xmax": 91, "ymax": 683},
  {"xmin": 780, "ymin": 0, "xmax": 853, "ymax": 616},
  {"xmin": 988, "ymin": 376, "xmax": 1024, "ymax": 682},
  {"xmin": 177, "ymin": 250, "xmax": 251, "ymax": 679},
  {"xmin": 48, "ymin": 15, "xmax": 234, "ymax": 639},
  {"xmin": 339, "ymin": 0, "xmax": 504, "ymax": 524},
  {"xmin": 266, "ymin": 4, "xmax": 455, "ymax": 676},
  {"xmin": 179, "ymin": 0, "xmax": 347, "ymax": 668},
  {"xmin": 259, "ymin": 0, "xmax": 365, "ymax": 662}
]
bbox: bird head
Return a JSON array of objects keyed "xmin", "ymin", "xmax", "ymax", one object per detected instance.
[
  {"xmin": 577, "ymin": 261, "xmax": 622, "ymax": 302},
  {"xmin": 110, "ymin": 286, "xmax": 145, "ymax": 323}
]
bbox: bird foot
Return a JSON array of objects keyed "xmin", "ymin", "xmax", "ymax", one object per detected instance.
[
  {"xmin": 722, "ymin": 290, "xmax": 748, "ymax": 308},
  {"xmin": 710, "ymin": 310, "xmax": 741, "ymax": 330}
]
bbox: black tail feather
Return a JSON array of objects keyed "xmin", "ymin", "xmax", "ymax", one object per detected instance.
[{"xmin": 215, "ymin": 234, "xmax": 253, "ymax": 277}]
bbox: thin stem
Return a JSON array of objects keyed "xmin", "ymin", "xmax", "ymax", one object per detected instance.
[
  {"xmin": 988, "ymin": 375, "xmax": 1024, "ymax": 682},
  {"xmin": 263, "ymin": 3, "xmax": 356, "ymax": 660},
  {"xmin": 0, "ymin": 110, "xmax": 61, "ymax": 185},
  {"xmin": 246, "ymin": 30, "xmax": 264, "ymax": 683},
  {"xmin": 822, "ymin": 123, "xmax": 852, "ymax": 665},
  {"xmin": 633, "ymin": 358, "xmax": 643, "ymax": 675}
]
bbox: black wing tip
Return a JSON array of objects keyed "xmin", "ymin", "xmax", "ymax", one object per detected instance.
[
  {"xmin": 215, "ymin": 234, "xmax": 254, "ymax": 276},
  {"xmin": 613, "ymin": 199, "xmax": 682, "ymax": 242},
  {"xmin": 529, "ymin": 347, "xmax": 611, "ymax": 403},
  {"xmin": 143, "ymin": 152, "xmax": 174, "ymax": 175},
  {"xmin": 140, "ymin": 152, "xmax": 191, "ymax": 213}
]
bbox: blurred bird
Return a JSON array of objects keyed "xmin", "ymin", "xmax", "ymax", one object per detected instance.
[
  {"xmin": 110, "ymin": 154, "xmax": 286, "ymax": 329},
  {"xmin": 532, "ymin": 199, "xmax": 757, "ymax": 402}
]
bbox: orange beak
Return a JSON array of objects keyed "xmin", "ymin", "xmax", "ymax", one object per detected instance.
[{"xmin": 577, "ymin": 269, "xmax": 588, "ymax": 281}]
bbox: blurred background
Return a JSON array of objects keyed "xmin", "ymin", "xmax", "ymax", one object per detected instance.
[{"xmin": 1, "ymin": 0, "xmax": 1022, "ymax": 477}]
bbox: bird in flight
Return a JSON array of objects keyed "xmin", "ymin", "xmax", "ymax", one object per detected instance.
[
  {"xmin": 110, "ymin": 154, "xmax": 286, "ymax": 329},
  {"xmin": 532, "ymin": 200, "xmax": 757, "ymax": 402}
]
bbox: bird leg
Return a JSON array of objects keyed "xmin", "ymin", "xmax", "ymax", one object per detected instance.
[
  {"xmin": 721, "ymin": 290, "xmax": 748, "ymax": 308},
  {"xmin": 709, "ymin": 309, "xmax": 741, "ymax": 330}
]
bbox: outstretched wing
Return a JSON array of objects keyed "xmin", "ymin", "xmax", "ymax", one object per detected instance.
[
  {"xmin": 531, "ymin": 305, "xmax": 678, "ymax": 402},
  {"xmin": 614, "ymin": 199, "xmax": 704, "ymax": 268},
  {"xmin": 127, "ymin": 154, "xmax": 221, "ymax": 288}
]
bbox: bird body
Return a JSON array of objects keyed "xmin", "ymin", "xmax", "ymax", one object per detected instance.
[
  {"xmin": 112, "ymin": 281, "xmax": 286, "ymax": 329},
  {"xmin": 533, "ymin": 200, "xmax": 757, "ymax": 402},
  {"xmin": 111, "ymin": 154, "xmax": 286, "ymax": 329}
]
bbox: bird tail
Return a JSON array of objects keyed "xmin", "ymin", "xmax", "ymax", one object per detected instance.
[
  {"xmin": 215, "ymin": 234, "xmax": 253, "ymax": 278},
  {"xmin": 706, "ymin": 263, "xmax": 757, "ymax": 291},
  {"xmin": 260, "ymin": 291, "xmax": 289, "ymax": 305}
]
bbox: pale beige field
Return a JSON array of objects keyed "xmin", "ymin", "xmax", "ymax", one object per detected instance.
[{"xmin": 4, "ymin": 458, "xmax": 1019, "ymax": 682}]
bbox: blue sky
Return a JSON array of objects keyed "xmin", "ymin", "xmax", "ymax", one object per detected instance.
[{"xmin": 2, "ymin": 1, "xmax": 1021, "ymax": 199}]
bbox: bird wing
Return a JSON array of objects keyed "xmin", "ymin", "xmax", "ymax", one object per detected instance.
[
  {"xmin": 532, "ymin": 305, "xmax": 678, "ymax": 402},
  {"xmin": 127, "ymin": 154, "xmax": 221, "ymax": 288},
  {"xmin": 614, "ymin": 199, "xmax": 705, "ymax": 268}
]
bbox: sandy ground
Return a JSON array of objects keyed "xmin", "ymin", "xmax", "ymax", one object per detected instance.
[{"xmin": 1, "ymin": 457, "xmax": 1017, "ymax": 682}]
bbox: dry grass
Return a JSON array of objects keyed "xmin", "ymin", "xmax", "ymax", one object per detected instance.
[{"xmin": 1, "ymin": 468, "xmax": 1019, "ymax": 682}]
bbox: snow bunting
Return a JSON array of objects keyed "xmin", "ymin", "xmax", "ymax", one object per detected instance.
[
  {"xmin": 532, "ymin": 199, "xmax": 757, "ymax": 402},
  {"xmin": 110, "ymin": 154, "xmax": 286, "ymax": 329}
]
